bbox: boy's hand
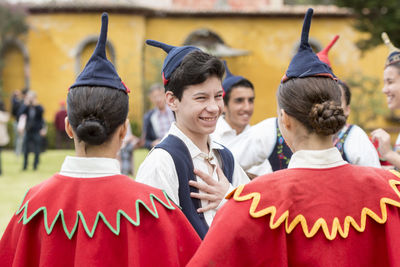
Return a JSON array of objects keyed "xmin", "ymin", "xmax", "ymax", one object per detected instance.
[{"xmin": 189, "ymin": 166, "xmax": 230, "ymax": 213}]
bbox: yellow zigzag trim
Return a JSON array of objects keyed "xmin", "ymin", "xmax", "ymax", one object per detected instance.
[{"xmin": 232, "ymin": 172, "xmax": 400, "ymax": 240}]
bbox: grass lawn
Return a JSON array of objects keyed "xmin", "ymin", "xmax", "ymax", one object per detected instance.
[{"xmin": 0, "ymin": 148, "xmax": 149, "ymax": 238}]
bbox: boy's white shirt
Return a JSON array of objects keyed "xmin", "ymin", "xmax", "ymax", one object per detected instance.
[
  {"xmin": 136, "ymin": 122, "xmax": 250, "ymax": 226},
  {"xmin": 211, "ymin": 116, "xmax": 250, "ymax": 146},
  {"xmin": 339, "ymin": 124, "xmax": 380, "ymax": 167},
  {"xmin": 230, "ymin": 117, "xmax": 277, "ymax": 172},
  {"xmin": 212, "ymin": 116, "xmax": 272, "ymax": 176}
]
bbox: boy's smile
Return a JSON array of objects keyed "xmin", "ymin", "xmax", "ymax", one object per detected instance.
[{"xmin": 169, "ymin": 75, "xmax": 224, "ymax": 145}]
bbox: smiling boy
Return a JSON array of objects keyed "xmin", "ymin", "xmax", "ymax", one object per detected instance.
[{"xmin": 136, "ymin": 40, "xmax": 250, "ymax": 239}]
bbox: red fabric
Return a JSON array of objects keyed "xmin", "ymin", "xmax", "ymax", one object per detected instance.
[
  {"xmin": 188, "ymin": 165, "xmax": 400, "ymax": 266},
  {"xmin": 0, "ymin": 174, "xmax": 200, "ymax": 266},
  {"xmin": 54, "ymin": 110, "xmax": 67, "ymax": 131}
]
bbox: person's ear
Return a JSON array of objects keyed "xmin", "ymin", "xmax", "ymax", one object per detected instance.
[
  {"xmin": 281, "ymin": 109, "xmax": 291, "ymax": 130},
  {"xmin": 65, "ymin": 117, "xmax": 74, "ymax": 139},
  {"xmin": 119, "ymin": 119, "xmax": 129, "ymax": 140},
  {"xmin": 166, "ymin": 91, "xmax": 178, "ymax": 111}
]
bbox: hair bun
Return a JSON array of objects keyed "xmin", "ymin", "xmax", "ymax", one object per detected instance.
[
  {"xmin": 309, "ymin": 101, "xmax": 346, "ymax": 135},
  {"xmin": 76, "ymin": 119, "xmax": 107, "ymax": 145}
]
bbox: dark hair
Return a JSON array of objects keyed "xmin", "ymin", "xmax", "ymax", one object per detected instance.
[
  {"xmin": 67, "ymin": 86, "xmax": 128, "ymax": 146},
  {"xmin": 338, "ymin": 80, "xmax": 351, "ymax": 106},
  {"xmin": 223, "ymin": 79, "xmax": 254, "ymax": 105},
  {"xmin": 0, "ymin": 100, "xmax": 5, "ymax": 112},
  {"xmin": 277, "ymin": 77, "xmax": 346, "ymax": 136},
  {"xmin": 165, "ymin": 50, "xmax": 225, "ymax": 100}
]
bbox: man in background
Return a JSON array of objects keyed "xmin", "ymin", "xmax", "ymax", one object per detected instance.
[{"xmin": 142, "ymin": 83, "xmax": 175, "ymax": 150}]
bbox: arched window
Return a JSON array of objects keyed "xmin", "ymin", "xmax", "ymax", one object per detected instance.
[
  {"xmin": 184, "ymin": 28, "xmax": 248, "ymax": 57},
  {"xmin": 292, "ymin": 37, "xmax": 322, "ymax": 55},
  {"xmin": 75, "ymin": 36, "xmax": 116, "ymax": 75},
  {"xmin": 1, "ymin": 39, "xmax": 29, "ymax": 101}
]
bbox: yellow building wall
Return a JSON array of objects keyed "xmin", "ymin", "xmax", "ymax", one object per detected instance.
[
  {"xmin": 144, "ymin": 16, "xmax": 390, "ymax": 133},
  {"xmin": 27, "ymin": 13, "xmax": 145, "ymax": 124},
  {"xmin": 1, "ymin": 45, "xmax": 25, "ymax": 111}
]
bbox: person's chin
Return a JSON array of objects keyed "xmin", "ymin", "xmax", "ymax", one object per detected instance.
[{"xmin": 388, "ymin": 100, "xmax": 400, "ymax": 110}]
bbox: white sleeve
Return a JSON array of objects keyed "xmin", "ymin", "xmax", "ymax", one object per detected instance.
[
  {"xmin": 230, "ymin": 118, "xmax": 277, "ymax": 172},
  {"xmin": 344, "ymin": 125, "xmax": 381, "ymax": 168},
  {"xmin": 246, "ymin": 159, "xmax": 273, "ymax": 176},
  {"xmin": 135, "ymin": 148, "xmax": 180, "ymax": 205}
]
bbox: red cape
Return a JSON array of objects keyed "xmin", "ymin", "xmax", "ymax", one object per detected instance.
[
  {"xmin": 0, "ymin": 174, "xmax": 200, "ymax": 266},
  {"xmin": 189, "ymin": 165, "xmax": 400, "ymax": 266}
]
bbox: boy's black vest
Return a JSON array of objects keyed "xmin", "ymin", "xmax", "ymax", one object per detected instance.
[
  {"xmin": 268, "ymin": 118, "xmax": 293, "ymax": 171},
  {"xmin": 156, "ymin": 134, "xmax": 234, "ymax": 239}
]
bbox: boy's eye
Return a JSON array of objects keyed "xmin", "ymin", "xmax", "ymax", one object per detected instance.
[
  {"xmin": 196, "ymin": 96, "xmax": 206, "ymax": 100},
  {"xmin": 215, "ymin": 94, "xmax": 223, "ymax": 98}
]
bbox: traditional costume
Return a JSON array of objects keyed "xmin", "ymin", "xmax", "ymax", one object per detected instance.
[
  {"xmin": 0, "ymin": 13, "xmax": 200, "ymax": 266},
  {"xmin": 137, "ymin": 40, "xmax": 249, "ymax": 239},
  {"xmin": 188, "ymin": 9, "xmax": 400, "ymax": 266}
]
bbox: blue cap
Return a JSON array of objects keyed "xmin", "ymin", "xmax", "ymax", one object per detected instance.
[
  {"xmin": 145, "ymin": 40, "xmax": 200, "ymax": 85},
  {"xmin": 282, "ymin": 8, "xmax": 335, "ymax": 83},
  {"xmin": 70, "ymin": 13, "xmax": 129, "ymax": 93},
  {"xmin": 222, "ymin": 61, "xmax": 246, "ymax": 96}
]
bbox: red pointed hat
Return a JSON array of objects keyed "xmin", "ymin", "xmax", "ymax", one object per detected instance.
[{"xmin": 317, "ymin": 35, "xmax": 339, "ymax": 68}]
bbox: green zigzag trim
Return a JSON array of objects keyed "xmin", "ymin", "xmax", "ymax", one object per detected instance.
[{"xmin": 15, "ymin": 190, "xmax": 176, "ymax": 240}]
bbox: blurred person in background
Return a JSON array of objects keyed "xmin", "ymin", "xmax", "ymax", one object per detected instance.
[
  {"xmin": 10, "ymin": 88, "xmax": 27, "ymax": 156},
  {"xmin": 118, "ymin": 122, "xmax": 142, "ymax": 176},
  {"xmin": 19, "ymin": 90, "xmax": 44, "ymax": 171},
  {"xmin": 0, "ymin": 100, "xmax": 10, "ymax": 175},
  {"xmin": 142, "ymin": 83, "xmax": 175, "ymax": 150}
]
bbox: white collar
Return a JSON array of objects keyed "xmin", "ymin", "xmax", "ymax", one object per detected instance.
[
  {"xmin": 169, "ymin": 123, "xmax": 223, "ymax": 159},
  {"xmin": 217, "ymin": 116, "xmax": 237, "ymax": 135},
  {"xmin": 219, "ymin": 116, "xmax": 251, "ymax": 135},
  {"xmin": 288, "ymin": 147, "xmax": 347, "ymax": 169},
  {"xmin": 59, "ymin": 156, "xmax": 121, "ymax": 178}
]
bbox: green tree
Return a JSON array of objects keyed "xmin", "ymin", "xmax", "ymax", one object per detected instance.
[
  {"xmin": 334, "ymin": 0, "xmax": 400, "ymax": 51},
  {"xmin": 345, "ymin": 72, "xmax": 388, "ymax": 129},
  {"xmin": 0, "ymin": 3, "xmax": 27, "ymax": 96}
]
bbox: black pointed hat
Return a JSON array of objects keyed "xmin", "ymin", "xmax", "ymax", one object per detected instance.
[
  {"xmin": 69, "ymin": 13, "xmax": 129, "ymax": 93},
  {"xmin": 282, "ymin": 8, "xmax": 335, "ymax": 83},
  {"xmin": 382, "ymin": 32, "xmax": 400, "ymax": 67},
  {"xmin": 222, "ymin": 61, "xmax": 246, "ymax": 96},
  {"xmin": 146, "ymin": 40, "xmax": 200, "ymax": 85}
]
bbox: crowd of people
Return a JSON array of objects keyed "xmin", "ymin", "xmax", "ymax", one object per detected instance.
[{"xmin": 1, "ymin": 9, "xmax": 400, "ymax": 266}]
